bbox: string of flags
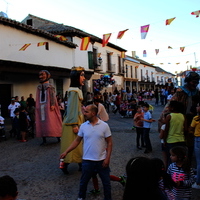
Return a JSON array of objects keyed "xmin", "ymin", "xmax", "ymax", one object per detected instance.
[{"xmin": 19, "ymin": 42, "xmax": 49, "ymax": 51}]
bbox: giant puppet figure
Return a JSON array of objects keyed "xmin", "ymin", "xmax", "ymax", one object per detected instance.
[
  {"xmin": 35, "ymin": 70, "xmax": 62, "ymax": 145},
  {"xmin": 60, "ymin": 66, "xmax": 85, "ymax": 174}
]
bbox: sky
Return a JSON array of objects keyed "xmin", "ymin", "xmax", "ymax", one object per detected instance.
[{"xmin": 0, "ymin": 0, "xmax": 200, "ymax": 74}]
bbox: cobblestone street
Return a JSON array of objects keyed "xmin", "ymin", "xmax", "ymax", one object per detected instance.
[{"xmin": 1, "ymin": 101, "xmax": 200, "ymax": 200}]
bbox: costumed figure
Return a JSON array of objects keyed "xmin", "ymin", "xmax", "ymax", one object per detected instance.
[
  {"xmin": 60, "ymin": 66, "xmax": 85, "ymax": 174},
  {"xmin": 35, "ymin": 70, "xmax": 62, "ymax": 145}
]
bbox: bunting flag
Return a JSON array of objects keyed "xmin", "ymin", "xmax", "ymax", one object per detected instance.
[
  {"xmin": 121, "ymin": 51, "xmax": 126, "ymax": 58},
  {"xmin": 37, "ymin": 42, "xmax": 49, "ymax": 50},
  {"xmin": 102, "ymin": 33, "xmax": 112, "ymax": 47},
  {"xmin": 176, "ymin": 63, "xmax": 180, "ymax": 65},
  {"xmin": 166, "ymin": 17, "xmax": 176, "ymax": 25},
  {"xmin": 191, "ymin": 10, "xmax": 200, "ymax": 17},
  {"xmin": 117, "ymin": 29, "xmax": 128, "ymax": 39},
  {"xmin": 19, "ymin": 43, "xmax": 31, "ymax": 51},
  {"xmin": 97, "ymin": 53, "xmax": 101, "ymax": 57},
  {"xmin": 109, "ymin": 52, "xmax": 113, "ymax": 55},
  {"xmin": 160, "ymin": 63, "xmax": 164, "ymax": 65},
  {"xmin": 186, "ymin": 61, "xmax": 189, "ymax": 63},
  {"xmin": 135, "ymin": 66, "xmax": 139, "ymax": 68},
  {"xmin": 180, "ymin": 47, "xmax": 185, "ymax": 52},
  {"xmin": 80, "ymin": 37, "xmax": 90, "ymax": 50},
  {"xmin": 143, "ymin": 50, "xmax": 147, "ymax": 57},
  {"xmin": 155, "ymin": 49, "xmax": 159, "ymax": 55},
  {"xmin": 54, "ymin": 35, "xmax": 68, "ymax": 41},
  {"xmin": 168, "ymin": 46, "xmax": 173, "ymax": 49},
  {"xmin": 141, "ymin": 25, "xmax": 150, "ymax": 39}
]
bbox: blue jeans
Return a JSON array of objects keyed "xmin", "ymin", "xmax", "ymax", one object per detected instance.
[
  {"xmin": 195, "ymin": 137, "xmax": 200, "ymax": 184},
  {"xmin": 78, "ymin": 160, "xmax": 111, "ymax": 200}
]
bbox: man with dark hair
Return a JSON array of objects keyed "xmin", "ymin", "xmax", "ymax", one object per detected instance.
[
  {"xmin": 0, "ymin": 175, "xmax": 18, "ymax": 200},
  {"xmin": 60, "ymin": 104, "xmax": 113, "ymax": 200}
]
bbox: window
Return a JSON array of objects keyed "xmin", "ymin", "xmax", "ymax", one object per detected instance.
[
  {"xmin": 88, "ymin": 51, "xmax": 93, "ymax": 69},
  {"xmin": 27, "ymin": 19, "xmax": 32, "ymax": 26},
  {"xmin": 107, "ymin": 52, "xmax": 111, "ymax": 71},
  {"xmin": 118, "ymin": 56, "xmax": 121, "ymax": 73},
  {"xmin": 130, "ymin": 66, "xmax": 133, "ymax": 78},
  {"xmin": 93, "ymin": 48, "xmax": 98, "ymax": 67},
  {"xmin": 135, "ymin": 67, "xmax": 137, "ymax": 78}
]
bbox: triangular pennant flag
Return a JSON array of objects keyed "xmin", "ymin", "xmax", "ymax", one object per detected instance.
[
  {"xmin": 186, "ymin": 61, "xmax": 189, "ymax": 64},
  {"xmin": 121, "ymin": 51, "xmax": 126, "ymax": 58},
  {"xmin": 80, "ymin": 37, "xmax": 90, "ymax": 50},
  {"xmin": 166, "ymin": 17, "xmax": 176, "ymax": 25},
  {"xmin": 168, "ymin": 46, "xmax": 173, "ymax": 49},
  {"xmin": 97, "ymin": 53, "xmax": 101, "ymax": 57},
  {"xmin": 135, "ymin": 66, "xmax": 139, "ymax": 68},
  {"xmin": 160, "ymin": 63, "xmax": 164, "ymax": 65},
  {"xmin": 37, "ymin": 42, "xmax": 49, "ymax": 50},
  {"xmin": 176, "ymin": 63, "xmax": 180, "ymax": 65},
  {"xmin": 143, "ymin": 50, "xmax": 147, "ymax": 57},
  {"xmin": 141, "ymin": 25, "xmax": 150, "ymax": 39},
  {"xmin": 19, "ymin": 43, "xmax": 31, "ymax": 51},
  {"xmin": 54, "ymin": 35, "xmax": 67, "ymax": 41},
  {"xmin": 180, "ymin": 47, "xmax": 185, "ymax": 52},
  {"xmin": 191, "ymin": 10, "xmax": 200, "ymax": 17},
  {"xmin": 117, "ymin": 29, "xmax": 128, "ymax": 39},
  {"xmin": 109, "ymin": 52, "xmax": 113, "ymax": 55},
  {"xmin": 155, "ymin": 49, "xmax": 159, "ymax": 55},
  {"xmin": 102, "ymin": 33, "xmax": 112, "ymax": 47}
]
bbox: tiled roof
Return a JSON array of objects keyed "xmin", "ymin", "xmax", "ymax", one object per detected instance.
[
  {"xmin": 0, "ymin": 16, "xmax": 77, "ymax": 48},
  {"xmin": 26, "ymin": 14, "xmax": 127, "ymax": 52}
]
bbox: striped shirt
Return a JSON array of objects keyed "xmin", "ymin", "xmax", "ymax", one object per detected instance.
[{"xmin": 167, "ymin": 162, "xmax": 195, "ymax": 198}]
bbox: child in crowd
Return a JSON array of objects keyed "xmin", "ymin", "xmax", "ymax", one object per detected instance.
[
  {"xmin": 123, "ymin": 156, "xmax": 174, "ymax": 200},
  {"xmin": 190, "ymin": 104, "xmax": 200, "ymax": 189},
  {"xmin": 159, "ymin": 112, "xmax": 170, "ymax": 170},
  {"xmin": 133, "ymin": 105, "xmax": 144, "ymax": 150},
  {"xmin": 12, "ymin": 108, "xmax": 20, "ymax": 140},
  {"xmin": 167, "ymin": 146, "xmax": 195, "ymax": 200},
  {"xmin": 19, "ymin": 106, "xmax": 29, "ymax": 142},
  {"xmin": 163, "ymin": 101, "xmax": 186, "ymax": 166},
  {"xmin": 0, "ymin": 175, "xmax": 18, "ymax": 200},
  {"xmin": 141, "ymin": 102, "xmax": 156, "ymax": 153}
]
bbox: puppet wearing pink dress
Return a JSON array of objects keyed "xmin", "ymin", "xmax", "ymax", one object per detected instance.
[{"xmin": 35, "ymin": 70, "xmax": 62, "ymax": 145}]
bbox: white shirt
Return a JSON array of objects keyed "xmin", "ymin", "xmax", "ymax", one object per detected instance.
[
  {"xmin": 8, "ymin": 102, "xmax": 20, "ymax": 118},
  {"xmin": 78, "ymin": 119, "xmax": 111, "ymax": 161}
]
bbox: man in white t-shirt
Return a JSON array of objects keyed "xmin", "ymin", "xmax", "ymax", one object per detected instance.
[
  {"xmin": 60, "ymin": 104, "xmax": 112, "ymax": 200},
  {"xmin": 8, "ymin": 97, "xmax": 20, "ymax": 118}
]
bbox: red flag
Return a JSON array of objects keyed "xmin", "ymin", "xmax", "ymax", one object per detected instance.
[
  {"xmin": 166, "ymin": 17, "xmax": 176, "ymax": 25},
  {"xmin": 117, "ymin": 29, "xmax": 128, "ymax": 39},
  {"xmin": 141, "ymin": 25, "xmax": 150, "ymax": 39},
  {"xmin": 191, "ymin": 10, "xmax": 200, "ymax": 17},
  {"xmin": 155, "ymin": 49, "xmax": 159, "ymax": 55},
  {"xmin": 37, "ymin": 42, "xmax": 49, "ymax": 50},
  {"xmin": 102, "ymin": 33, "xmax": 111, "ymax": 47},
  {"xmin": 19, "ymin": 43, "xmax": 31, "ymax": 51},
  {"xmin": 54, "ymin": 35, "xmax": 68, "ymax": 41},
  {"xmin": 80, "ymin": 37, "xmax": 90, "ymax": 50},
  {"xmin": 180, "ymin": 47, "xmax": 185, "ymax": 52}
]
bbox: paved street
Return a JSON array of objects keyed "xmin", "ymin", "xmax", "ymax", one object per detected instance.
[{"xmin": 0, "ymin": 101, "xmax": 200, "ymax": 200}]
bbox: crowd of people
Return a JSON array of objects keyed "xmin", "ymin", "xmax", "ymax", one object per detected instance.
[{"xmin": 1, "ymin": 70, "xmax": 200, "ymax": 199}]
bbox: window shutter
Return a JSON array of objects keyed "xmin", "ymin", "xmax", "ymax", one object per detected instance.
[{"xmin": 88, "ymin": 51, "xmax": 93, "ymax": 69}]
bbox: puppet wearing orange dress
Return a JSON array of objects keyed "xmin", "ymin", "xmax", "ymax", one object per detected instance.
[
  {"xmin": 60, "ymin": 67, "xmax": 85, "ymax": 174},
  {"xmin": 35, "ymin": 70, "xmax": 62, "ymax": 145}
]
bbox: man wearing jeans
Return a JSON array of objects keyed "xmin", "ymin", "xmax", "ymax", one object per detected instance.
[{"xmin": 60, "ymin": 104, "xmax": 113, "ymax": 200}]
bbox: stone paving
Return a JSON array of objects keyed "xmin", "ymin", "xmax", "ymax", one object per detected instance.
[{"xmin": 0, "ymin": 101, "xmax": 200, "ymax": 200}]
